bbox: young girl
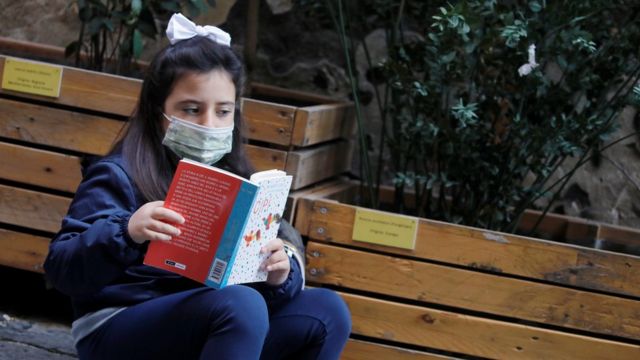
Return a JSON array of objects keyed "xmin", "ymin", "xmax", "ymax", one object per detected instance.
[{"xmin": 44, "ymin": 13, "xmax": 351, "ymax": 360}]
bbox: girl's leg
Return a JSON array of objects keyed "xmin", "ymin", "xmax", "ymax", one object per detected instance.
[
  {"xmin": 76, "ymin": 285, "xmax": 269, "ymax": 360},
  {"xmin": 260, "ymin": 288, "xmax": 351, "ymax": 360}
]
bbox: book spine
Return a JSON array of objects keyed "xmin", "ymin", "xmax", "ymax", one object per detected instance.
[{"xmin": 204, "ymin": 181, "xmax": 258, "ymax": 288}]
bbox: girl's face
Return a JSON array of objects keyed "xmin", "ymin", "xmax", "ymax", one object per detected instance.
[{"xmin": 163, "ymin": 69, "xmax": 236, "ymax": 130}]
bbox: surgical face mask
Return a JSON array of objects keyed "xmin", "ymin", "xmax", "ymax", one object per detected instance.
[{"xmin": 162, "ymin": 113, "xmax": 234, "ymax": 164}]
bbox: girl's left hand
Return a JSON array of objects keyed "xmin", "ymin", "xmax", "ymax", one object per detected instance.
[{"xmin": 260, "ymin": 238, "xmax": 290, "ymax": 286}]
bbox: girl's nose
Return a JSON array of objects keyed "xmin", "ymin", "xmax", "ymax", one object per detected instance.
[{"xmin": 201, "ymin": 111, "xmax": 220, "ymax": 128}]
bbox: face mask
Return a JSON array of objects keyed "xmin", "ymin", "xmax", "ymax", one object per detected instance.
[{"xmin": 162, "ymin": 114, "xmax": 234, "ymax": 164}]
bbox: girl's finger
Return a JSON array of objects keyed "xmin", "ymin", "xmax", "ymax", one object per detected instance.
[
  {"xmin": 152, "ymin": 206, "xmax": 185, "ymax": 224},
  {"xmin": 148, "ymin": 220, "xmax": 181, "ymax": 237},
  {"xmin": 262, "ymin": 250, "xmax": 287, "ymax": 269},
  {"xmin": 266, "ymin": 260, "xmax": 289, "ymax": 272},
  {"xmin": 144, "ymin": 229, "xmax": 172, "ymax": 242},
  {"xmin": 260, "ymin": 238, "xmax": 284, "ymax": 254}
]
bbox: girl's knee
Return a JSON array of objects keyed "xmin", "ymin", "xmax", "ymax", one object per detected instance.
[
  {"xmin": 308, "ymin": 288, "xmax": 352, "ymax": 336},
  {"xmin": 210, "ymin": 286, "xmax": 269, "ymax": 336}
]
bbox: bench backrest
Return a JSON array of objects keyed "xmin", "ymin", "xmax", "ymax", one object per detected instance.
[
  {"xmin": 0, "ymin": 55, "xmax": 353, "ymax": 271},
  {"xmin": 296, "ymin": 183, "xmax": 640, "ymax": 359}
]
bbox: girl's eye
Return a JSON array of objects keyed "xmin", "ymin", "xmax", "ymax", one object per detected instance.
[
  {"xmin": 183, "ymin": 107, "xmax": 199, "ymax": 115},
  {"xmin": 217, "ymin": 109, "xmax": 232, "ymax": 117}
]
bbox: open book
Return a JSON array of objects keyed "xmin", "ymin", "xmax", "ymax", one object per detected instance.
[{"xmin": 143, "ymin": 158, "xmax": 292, "ymax": 289}]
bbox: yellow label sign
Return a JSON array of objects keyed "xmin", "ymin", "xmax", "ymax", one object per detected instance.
[
  {"xmin": 2, "ymin": 58, "xmax": 63, "ymax": 98},
  {"xmin": 352, "ymin": 208, "xmax": 418, "ymax": 250}
]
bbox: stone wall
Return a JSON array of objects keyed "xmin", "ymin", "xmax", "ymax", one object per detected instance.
[{"xmin": 1, "ymin": 1, "xmax": 638, "ymax": 229}]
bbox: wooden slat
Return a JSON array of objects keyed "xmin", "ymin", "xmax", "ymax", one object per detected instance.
[
  {"xmin": 245, "ymin": 144, "xmax": 287, "ymax": 171},
  {"xmin": 304, "ymin": 199, "xmax": 640, "ymax": 298},
  {"xmin": 598, "ymin": 224, "xmax": 640, "ymax": 247},
  {"xmin": 519, "ymin": 209, "xmax": 599, "ymax": 243},
  {"xmin": 341, "ymin": 339, "xmax": 453, "ymax": 360},
  {"xmin": 0, "ymin": 185, "xmax": 71, "ymax": 233},
  {"xmin": 0, "ymin": 142, "xmax": 82, "ymax": 192},
  {"xmin": 286, "ymin": 140, "xmax": 352, "ymax": 190},
  {"xmin": 250, "ymin": 82, "xmax": 340, "ymax": 104},
  {"xmin": 285, "ymin": 179, "xmax": 349, "ymax": 224},
  {"xmin": 0, "ymin": 229, "xmax": 49, "ymax": 273},
  {"xmin": 1, "ymin": 56, "xmax": 354, "ymax": 149},
  {"xmin": 294, "ymin": 182, "xmax": 355, "ymax": 235},
  {"xmin": 342, "ymin": 292, "xmax": 640, "ymax": 359},
  {"xmin": 307, "ymin": 242, "xmax": 640, "ymax": 340},
  {"xmin": 291, "ymin": 103, "xmax": 354, "ymax": 146},
  {"xmin": 0, "ymin": 97, "xmax": 123, "ymax": 155},
  {"xmin": 0, "ymin": 56, "xmax": 141, "ymax": 117},
  {"xmin": 241, "ymin": 98, "xmax": 296, "ymax": 146}
]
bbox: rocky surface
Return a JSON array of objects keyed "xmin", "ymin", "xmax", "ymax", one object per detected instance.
[
  {"xmin": 0, "ymin": 312, "xmax": 76, "ymax": 360},
  {"xmin": 0, "ymin": 266, "xmax": 76, "ymax": 359}
]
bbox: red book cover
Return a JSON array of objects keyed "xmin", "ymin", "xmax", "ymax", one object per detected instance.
[{"xmin": 143, "ymin": 160, "xmax": 243, "ymax": 283}]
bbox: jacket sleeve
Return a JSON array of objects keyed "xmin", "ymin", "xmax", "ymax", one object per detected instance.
[
  {"xmin": 44, "ymin": 160, "xmax": 145, "ymax": 296},
  {"xmin": 250, "ymin": 255, "xmax": 304, "ymax": 312}
]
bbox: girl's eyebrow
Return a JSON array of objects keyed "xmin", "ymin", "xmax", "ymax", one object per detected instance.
[{"xmin": 176, "ymin": 99, "xmax": 202, "ymax": 105}]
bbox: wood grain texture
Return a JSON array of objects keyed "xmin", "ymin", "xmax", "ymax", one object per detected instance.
[
  {"xmin": 342, "ymin": 292, "xmax": 640, "ymax": 359},
  {"xmin": 245, "ymin": 144, "xmax": 288, "ymax": 171},
  {"xmin": 341, "ymin": 339, "xmax": 454, "ymax": 360},
  {"xmin": 241, "ymin": 98, "xmax": 296, "ymax": 146},
  {"xmin": 307, "ymin": 242, "xmax": 640, "ymax": 340},
  {"xmin": 0, "ymin": 97, "xmax": 123, "ymax": 155},
  {"xmin": 306, "ymin": 199, "xmax": 640, "ymax": 298},
  {"xmin": 0, "ymin": 185, "xmax": 71, "ymax": 233},
  {"xmin": 0, "ymin": 142, "xmax": 82, "ymax": 192},
  {"xmin": 0, "ymin": 229, "xmax": 49, "ymax": 273},
  {"xmin": 291, "ymin": 103, "xmax": 354, "ymax": 146},
  {"xmin": 0, "ymin": 56, "xmax": 140, "ymax": 117},
  {"xmin": 285, "ymin": 140, "xmax": 353, "ymax": 189}
]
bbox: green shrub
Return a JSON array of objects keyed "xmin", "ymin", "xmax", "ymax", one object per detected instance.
[{"xmin": 310, "ymin": 0, "xmax": 640, "ymax": 231}]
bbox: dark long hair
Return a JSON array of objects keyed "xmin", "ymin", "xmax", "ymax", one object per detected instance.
[{"xmin": 110, "ymin": 36, "xmax": 254, "ymax": 202}]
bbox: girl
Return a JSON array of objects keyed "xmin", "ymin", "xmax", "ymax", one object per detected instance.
[{"xmin": 44, "ymin": 13, "xmax": 351, "ymax": 360}]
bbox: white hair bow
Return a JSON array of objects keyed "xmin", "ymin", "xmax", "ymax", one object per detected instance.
[{"xmin": 166, "ymin": 13, "xmax": 231, "ymax": 46}]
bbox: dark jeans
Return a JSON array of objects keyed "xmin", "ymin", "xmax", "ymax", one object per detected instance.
[{"xmin": 76, "ymin": 286, "xmax": 351, "ymax": 360}]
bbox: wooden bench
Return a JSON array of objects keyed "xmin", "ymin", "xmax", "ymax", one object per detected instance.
[
  {"xmin": 0, "ymin": 54, "xmax": 353, "ymax": 273},
  {"xmin": 294, "ymin": 182, "xmax": 640, "ymax": 359}
]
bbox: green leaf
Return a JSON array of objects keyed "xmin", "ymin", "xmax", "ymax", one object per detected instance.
[
  {"xmin": 186, "ymin": 2, "xmax": 200, "ymax": 17},
  {"xmin": 190, "ymin": 0, "xmax": 206, "ymax": 12},
  {"xmin": 131, "ymin": 0, "xmax": 142, "ymax": 15},
  {"xmin": 160, "ymin": 1, "xmax": 181, "ymax": 12},
  {"xmin": 441, "ymin": 51, "xmax": 457, "ymax": 63},
  {"xmin": 133, "ymin": 29, "xmax": 143, "ymax": 59},
  {"xmin": 529, "ymin": 1, "xmax": 542, "ymax": 12}
]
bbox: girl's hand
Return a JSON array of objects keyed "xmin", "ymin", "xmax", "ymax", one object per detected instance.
[
  {"xmin": 260, "ymin": 238, "xmax": 290, "ymax": 286},
  {"xmin": 128, "ymin": 201, "xmax": 185, "ymax": 244}
]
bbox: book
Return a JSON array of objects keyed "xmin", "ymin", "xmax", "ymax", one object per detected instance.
[{"xmin": 143, "ymin": 158, "xmax": 293, "ymax": 289}]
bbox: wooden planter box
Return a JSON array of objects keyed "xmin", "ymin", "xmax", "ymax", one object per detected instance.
[
  {"xmin": 294, "ymin": 181, "xmax": 640, "ymax": 359},
  {"xmin": 0, "ymin": 53, "xmax": 353, "ymax": 272}
]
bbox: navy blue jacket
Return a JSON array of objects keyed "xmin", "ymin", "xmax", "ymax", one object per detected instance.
[{"xmin": 44, "ymin": 151, "xmax": 303, "ymax": 320}]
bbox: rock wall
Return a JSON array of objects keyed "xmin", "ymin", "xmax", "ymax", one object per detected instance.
[{"xmin": 1, "ymin": 1, "xmax": 637, "ymax": 229}]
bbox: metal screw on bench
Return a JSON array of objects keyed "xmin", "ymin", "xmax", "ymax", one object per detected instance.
[
  {"xmin": 311, "ymin": 251, "xmax": 320, "ymax": 258},
  {"xmin": 309, "ymin": 268, "xmax": 319, "ymax": 275},
  {"xmin": 319, "ymin": 207, "xmax": 328, "ymax": 214},
  {"xmin": 316, "ymin": 227, "xmax": 325, "ymax": 234}
]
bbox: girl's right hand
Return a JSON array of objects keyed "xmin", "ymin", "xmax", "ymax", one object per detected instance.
[{"xmin": 127, "ymin": 201, "xmax": 185, "ymax": 244}]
